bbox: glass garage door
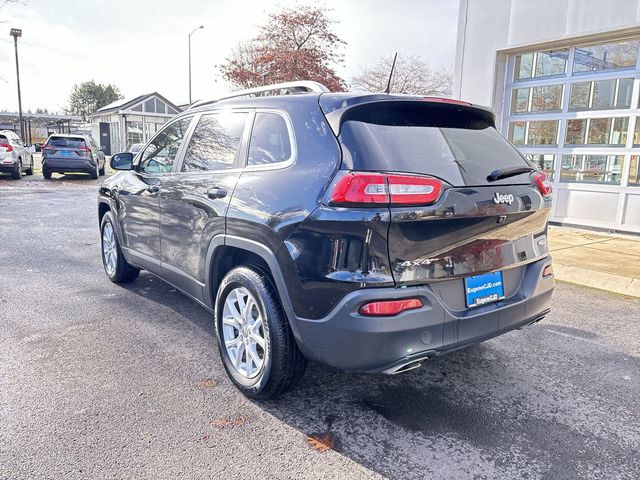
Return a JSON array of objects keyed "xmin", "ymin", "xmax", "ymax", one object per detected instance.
[{"xmin": 502, "ymin": 37, "xmax": 640, "ymax": 232}]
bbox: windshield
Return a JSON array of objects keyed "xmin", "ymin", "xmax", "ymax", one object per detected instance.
[{"xmin": 339, "ymin": 103, "xmax": 533, "ymax": 186}]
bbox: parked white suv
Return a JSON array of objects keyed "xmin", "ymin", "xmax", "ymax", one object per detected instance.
[{"xmin": 0, "ymin": 130, "xmax": 34, "ymax": 180}]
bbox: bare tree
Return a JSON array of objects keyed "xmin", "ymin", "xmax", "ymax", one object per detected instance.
[{"xmin": 350, "ymin": 54, "xmax": 452, "ymax": 96}]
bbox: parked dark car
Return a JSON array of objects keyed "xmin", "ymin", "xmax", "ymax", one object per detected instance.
[
  {"xmin": 97, "ymin": 81, "xmax": 554, "ymax": 399},
  {"xmin": 42, "ymin": 134, "xmax": 106, "ymax": 179}
]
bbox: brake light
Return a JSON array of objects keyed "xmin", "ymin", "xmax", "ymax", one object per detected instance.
[
  {"xmin": 329, "ymin": 172, "xmax": 443, "ymax": 206},
  {"xmin": 359, "ymin": 298, "xmax": 424, "ymax": 316},
  {"xmin": 533, "ymin": 172, "xmax": 552, "ymax": 197},
  {"xmin": 422, "ymin": 97, "xmax": 472, "ymax": 106},
  {"xmin": 0, "ymin": 143, "xmax": 13, "ymax": 152}
]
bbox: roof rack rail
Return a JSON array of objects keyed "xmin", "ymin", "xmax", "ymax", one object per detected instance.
[{"xmin": 190, "ymin": 81, "xmax": 330, "ymax": 109}]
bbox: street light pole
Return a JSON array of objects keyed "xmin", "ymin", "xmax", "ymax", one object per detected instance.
[
  {"xmin": 188, "ymin": 25, "xmax": 204, "ymax": 106},
  {"xmin": 10, "ymin": 28, "xmax": 24, "ymax": 143}
]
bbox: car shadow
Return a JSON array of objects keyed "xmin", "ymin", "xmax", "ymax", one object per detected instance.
[
  {"xmin": 111, "ymin": 272, "xmax": 637, "ymax": 479},
  {"xmin": 117, "ymin": 271, "xmax": 213, "ymax": 334}
]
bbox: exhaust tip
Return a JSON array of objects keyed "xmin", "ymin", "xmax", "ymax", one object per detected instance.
[{"xmin": 383, "ymin": 358, "xmax": 427, "ymax": 375}]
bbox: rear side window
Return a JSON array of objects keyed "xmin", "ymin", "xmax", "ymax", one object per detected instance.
[
  {"xmin": 338, "ymin": 103, "xmax": 533, "ymax": 186},
  {"xmin": 182, "ymin": 112, "xmax": 247, "ymax": 172},
  {"xmin": 247, "ymin": 113, "xmax": 292, "ymax": 166},
  {"xmin": 48, "ymin": 137, "xmax": 86, "ymax": 148},
  {"xmin": 0, "ymin": 135, "xmax": 8, "ymax": 143}
]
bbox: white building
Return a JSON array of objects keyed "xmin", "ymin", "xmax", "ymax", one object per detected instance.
[
  {"xmin": 88, "ymin": 93, "xmax": 180, "ymax": 155},
  {"xmin": 454, "ymin": 0, "xmax": 640, "ymax": 233}
]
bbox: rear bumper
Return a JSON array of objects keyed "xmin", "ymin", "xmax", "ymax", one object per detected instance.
[
  {"xmin": 0, "ymin": 162, "xmax": 18, "ymax": 172},
  {"xmin": 43, "ymin": 157, "xmax": 96, "ymax": 173},
  {"xmin": 290, "ymin": 256, "xmax": 554, "ymax": 373}
]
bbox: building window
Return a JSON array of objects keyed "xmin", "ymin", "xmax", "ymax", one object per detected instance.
[
  {"xmin": 560, "ymin": 154, "xmax": 624, "ymax": 185},
  {"xmin": 573, "ymin": 39, "xmax": 639, "ymax": 74},
  {"xmin": 509, "ymin": 120, "xmax": 559, "ymax": 146},
  {"xmin": 564, "ymin": 117, "xmax": 628, "ymax": 145},
  {"xmin": 126, "ymin": 121, "xmax": 144, "ymax": 149},
  {"xmin": 514, "ymin": 49, "xmax": 569, "ymax": 81},
  {"xmin": 629, "ymin": 156, "xmax": 640, "ymax": 185},
  {"xmin": 568, "ymin": 78, "xmax": 634, "ymax": 111},
  {"xmin": 526, "ymin": 153, "xmax": 556, "ymax": 179}
]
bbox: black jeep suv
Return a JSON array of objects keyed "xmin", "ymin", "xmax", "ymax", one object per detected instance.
[{"xmin": 98, "ymin": 81, "xmax": 554, "ymax": 399}]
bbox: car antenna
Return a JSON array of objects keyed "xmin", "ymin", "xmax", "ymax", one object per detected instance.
[{"xmin": 384, "ymin": 52, "xmax": 398, "ymax": 94}]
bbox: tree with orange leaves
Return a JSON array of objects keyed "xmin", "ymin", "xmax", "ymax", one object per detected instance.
[{"xmin": 220, "ymin": 6, "xmax": 346, "ymax": 92}]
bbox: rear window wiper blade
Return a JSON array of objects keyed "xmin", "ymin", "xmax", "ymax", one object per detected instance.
[{"xmin": 488, "ymin": 166, "xmax": 535, "ymax": 181}]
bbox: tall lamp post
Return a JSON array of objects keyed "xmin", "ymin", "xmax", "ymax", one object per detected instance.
[
  {"xmin": 10, "ymin": 28, "xmax": 24, "ymax": 142},
  {"xmin": 188, "ymin": 25, "xmax": 204, "ymax": 106}
]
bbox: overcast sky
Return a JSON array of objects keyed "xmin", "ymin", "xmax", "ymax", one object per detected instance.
[{"xmin": 0, "ymin": 0, "xmax": 459, "ymax": 113}]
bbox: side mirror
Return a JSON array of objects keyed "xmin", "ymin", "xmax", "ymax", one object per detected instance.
[
  {"xmin": 110, "ymin": 152, "xmax": 133, "ymax": 171},
  {"xmin": 100, "ymin": 146, "xmax": 106, "ymax": 152}
]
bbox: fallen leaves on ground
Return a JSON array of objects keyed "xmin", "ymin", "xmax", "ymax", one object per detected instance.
[
  {"xmin": 306, "ymin": 433, "xmax": 335, "ymax": 453},
  {"xmin": 197, "ymin": 378, "xmax": 217, "ymax": 389},
  {"xmin": 209, "ymin": 415, "xmax": 248, "ymax": 428}
]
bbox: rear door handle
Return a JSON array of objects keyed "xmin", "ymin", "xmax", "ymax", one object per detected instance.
[{"xmin": 206, "ymin": 187, "xmax": 227, "ymax": 199}]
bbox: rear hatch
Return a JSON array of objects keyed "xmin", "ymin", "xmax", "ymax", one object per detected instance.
[
  {"xmin": 0, "ymin": 135, "xmax": 12, "ymax": 162},
  {"xmin": 322, "ymin": 97, "xmax": 552, "ymax": 294},
  {"xmin": 44, "ymin": 136, "xmax": 91, "ymax": 161}
]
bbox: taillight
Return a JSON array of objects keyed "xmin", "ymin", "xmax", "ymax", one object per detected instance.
[
  {"xmin": 330, "ymin": 172, "xmax": 388, "ymax": 204},
  {"xmin": 387, "ymin": 174, "xmax": 442, "ymax": 204},
  {"xmin": 359, "ymin": 298, "xmax": 424, "ymax": 316},
  {"xmin": 329, "ymin": 172, "xmax": 444, "ymax": 206},
  {"xmin": 0, "ymin": 143, "xmax": 13, "ymax": 152},
  {"xmin": 533, "ymin": 172, "xmax": 552, "ymax": 197}
]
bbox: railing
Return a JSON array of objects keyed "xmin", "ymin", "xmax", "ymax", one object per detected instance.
[{"xmin": 190, "ymin": 81, "xmax": 330, "ymax": 108}]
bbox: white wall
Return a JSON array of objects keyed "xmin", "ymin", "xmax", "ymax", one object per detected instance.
[{"xmin": 455, "ymin": 0, "xmax": 640, "ymax": 106}]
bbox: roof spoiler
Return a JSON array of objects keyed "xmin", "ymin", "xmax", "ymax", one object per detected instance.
[{"xmin": 322, "ymin": 97, "xmax": 496, "ymax": 136}]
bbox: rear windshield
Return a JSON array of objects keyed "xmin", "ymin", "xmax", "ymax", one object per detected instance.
[
  {"xmin": 48, "ymin": 137, "xmax": 86, "ymax": 148},
  {"xmin": 338, "ymin": 103, "xmax": 533, "ymax": 186}
]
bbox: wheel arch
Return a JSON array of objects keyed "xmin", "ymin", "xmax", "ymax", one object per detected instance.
[{"xmin": 205, "ymin": 236, "xmax": 297, "ymax": 328}]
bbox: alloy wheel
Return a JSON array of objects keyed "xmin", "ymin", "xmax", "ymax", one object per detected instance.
[
  {"xmin": 102, "ymin": 222, "xmax": 117, "ymax": 276},
  {"xmin": 222, "ymin": 287, "xmax": 266, "ymax": 379}
]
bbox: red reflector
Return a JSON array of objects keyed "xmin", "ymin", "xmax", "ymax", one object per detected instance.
[
  {"xmin": 534, "ymin": 172, "xmax": 552, "ymax": 196},
  {"xmin": 0, "ymin": 143, "xmax": 13, "ymax": 152},
  {"xmin": 329, "ymin": 172, "xmax": 444, "ymax": 206},
  {"xmin": 359, "ymin": 298, "xmax": 423, "ymax": 316},
  {"xmin": 542, "ymin": 264, "xmax": 553, "ymax": 277},
  {"xmin": 422, "ymin": 97, "xmax": 472, "ymax": 106}
]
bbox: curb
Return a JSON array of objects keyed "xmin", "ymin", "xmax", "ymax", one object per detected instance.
[{"xmin": 553, "ymin": 263, "xmax": 640, "ymax": 298}]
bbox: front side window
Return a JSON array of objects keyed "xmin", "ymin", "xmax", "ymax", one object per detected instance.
[
  {"xmin": 139, "ymin": 117, "xmax": 192, "ymax": 174},
  {"xmin": 247, "ymin": 113, "xmax": 292, "ymax": 166},
  {"xmin": 181, "ymin": 112, "xmax": 248, "ymax": 172},
  {"xmin": 573, "ymin": 39, "xmax": 639, "ymax": 73}
]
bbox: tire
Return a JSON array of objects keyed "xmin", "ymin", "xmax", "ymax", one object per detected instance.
[
  {"xmin": 99, "ymin": 163, "xmax": 105, "ymax": 176},
  {"xmin": 90, "ymin": 162, "xmax": 99, "ymax": 180},
  {"xmin": 100, "ymin": 211, "xmax": 140, "ymax": 283},
  {"xmin": 42, "ymin": 168, "xmax": 52, "ymax": 179},
  {"xmin": 12, "ymin": 160, "xmax": 22, "ymax": 180},
  {"xmin": 25, "ymin": 157, "xmax": 33, "ymax": 175},
  {"xmin": 214, "ymin": 267, "xmax": 306, "ymax": 400}
]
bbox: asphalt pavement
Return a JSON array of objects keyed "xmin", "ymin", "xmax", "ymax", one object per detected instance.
[{"xmin": 1, "ymin": 173, "xmax": 639, "ymax": 480}]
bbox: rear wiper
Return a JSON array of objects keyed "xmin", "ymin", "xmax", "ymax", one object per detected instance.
[{"xmin": 488, "ymin": 166, "xmax": 535, "ymax": 181}]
